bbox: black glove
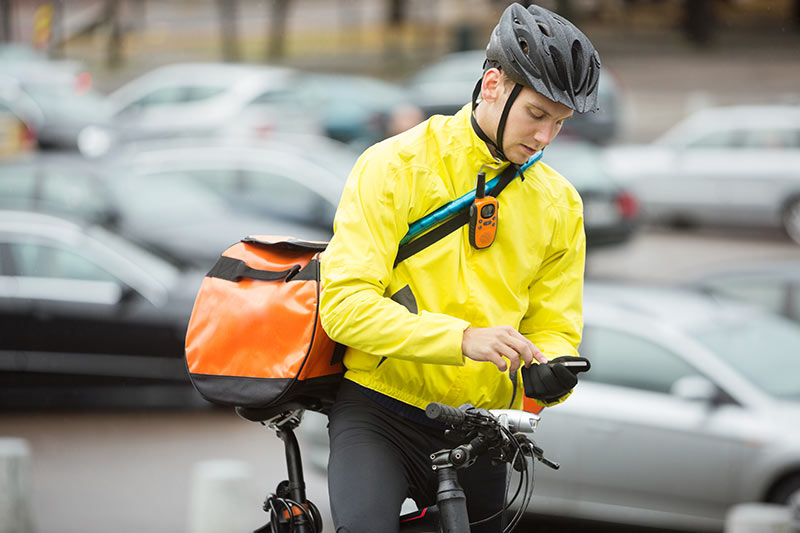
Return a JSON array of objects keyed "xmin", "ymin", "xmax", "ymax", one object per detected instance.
[{"xmin": 521, "ymin": 356, "xmax": 591, "ymax": 404}]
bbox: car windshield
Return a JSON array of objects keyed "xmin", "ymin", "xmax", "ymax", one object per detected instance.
[{"xmin": 692, "ymin": 314, "xmax": 800, "ymax": 401}]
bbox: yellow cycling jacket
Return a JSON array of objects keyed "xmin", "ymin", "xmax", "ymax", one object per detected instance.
[{"xmin": 319, "ymin": 104, "xmax": 585, "ymax": 411}]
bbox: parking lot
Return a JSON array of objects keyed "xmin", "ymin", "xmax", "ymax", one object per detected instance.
[{"xmin": 3, "ymin": 2, "xmax": 800, "ymax": 532}]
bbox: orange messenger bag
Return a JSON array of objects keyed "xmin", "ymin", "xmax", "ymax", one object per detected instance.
[{"xmin": 185, "ymin": 236, "xmax": 344, "ymax": 411}]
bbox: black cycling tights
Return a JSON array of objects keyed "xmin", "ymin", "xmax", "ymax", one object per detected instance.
[{"xmin": 327, "ymin": 380, "xmax": 507, "ymax": 533}]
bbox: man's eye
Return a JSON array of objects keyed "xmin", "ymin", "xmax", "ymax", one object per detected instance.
[{"xmin": 530, "ymin": 113, "xmax": 544, "ymax": 120}]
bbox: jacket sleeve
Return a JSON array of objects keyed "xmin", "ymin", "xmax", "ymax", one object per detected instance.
[
  {"xmin": 519, "ymin": 201, "xmax": 586, "ymax": 407},
  {"xmin": 319, "ymin": 150, "xmax": 470, "ymax": 366}
]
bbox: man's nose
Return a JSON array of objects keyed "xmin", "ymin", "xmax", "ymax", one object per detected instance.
[{"xmin": 533, "ymin": 123, "xmax": 557, "ymax": 147}]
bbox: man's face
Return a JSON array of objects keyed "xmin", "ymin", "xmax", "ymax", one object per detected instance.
[{"xmin": 500, "ymin": 84, "xmax": 574, "ymax": 165}]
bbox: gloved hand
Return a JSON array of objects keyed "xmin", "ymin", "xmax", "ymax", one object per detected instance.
[{"xmin": 521, "ymin": 356, "xmax": 591, "ymax": 403}]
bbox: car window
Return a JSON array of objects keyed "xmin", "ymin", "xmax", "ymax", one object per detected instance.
[
  {"xmin": 154, "ymin": 167, "xmax": 335, "ymax": 226},
  {"xmin": 687, "ymin": 129, "xmax": 744, "ymax": 149},
  {"xmin": 119, "ymin": 86, "xmax": 186, "ymax": 113},
  {"xmin": 579, "ymin": 325, "xmax": 699, "ymax": 394},
  {"xmin": 111, "ymin": 172, "xmax": 231, "ymax": 221},
  {"xmin": 693, "ymin": 314, "xmax": 800, "ymax": 400},
  {"xmin": 701, "ymin": 279, "xmax": 789, "ymax": 317},
  {"xmin": 8, "ymin": 241, "xmax": 117, "ymax": 282},
  {"xmin": 248, "ymin": 89, "xmax": 300, "ymax": 106},
  {"xmin": 244, "ymin": 170, "xmax": 336, "ymax": 227},
  {"xmin": 742, "ymin": 129, "xmax": 799, "ymax": 149},
  {"xmin": 185, "ymin": 85, "xmax": 226, "ymax": 102}
]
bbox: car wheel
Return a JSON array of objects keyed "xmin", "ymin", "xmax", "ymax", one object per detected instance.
[
  {"xmin": 767, "ymin": 473, "xmax": 800, "ymax": 505},
  {"xmin": 782, "ymin": 198, "xmax": 800, "ymax": 245}
]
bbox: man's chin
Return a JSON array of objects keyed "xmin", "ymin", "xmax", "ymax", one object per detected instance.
[{"xmin": 510, "ymin": 146, "xmax": 540, "ymax": 165}]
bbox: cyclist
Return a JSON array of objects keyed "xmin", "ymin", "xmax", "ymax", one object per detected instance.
[{"xmin": 319, "ymin": 3, "xmax": 600, "ymax": 532}]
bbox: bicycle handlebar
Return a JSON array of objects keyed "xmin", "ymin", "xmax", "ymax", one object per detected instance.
[
  {"xmin": 425, "ymin": 402, "xmax": 558, "ymax": 471},
  {"xmin": 425, "ymin": 403, "xmax": 540, "ymax": 433},
  {"xmin": 425, "ymin": 402, "xmax": 466, "ymax": 426}
]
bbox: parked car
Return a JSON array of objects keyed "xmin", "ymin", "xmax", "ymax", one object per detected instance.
[
  {"xmin": 685, "ymin": 259, "xmax": 800, "ymax": 325},
  {"xmin": 0, "ymin": 63, "xmax": 112, "ymax": 150},
  {"xmin": 407, "ymin": 50, "xmax": 622, "ymax": 144},
  {"xmin": 0, "ymin": 138, "xmax": 353, "ymax": 268},
  {"xmin": 603, "ymin": 105, "xmax": 800, "ymax": 243},
  {"xmin": 105, "ymin": 62, "xmax": 321, "ymax": 144},
  {"xmin": 545, "ymin": 141, "xmax": 639, "ymax": 247},
  {"xmin": 232, "ymin": 72, "xmax": 418, "ymax": 150},
  {"xmin": 299, "ymin": 281, "xmax": 800, "ymax": 532},
  {"xmin": 0, "ymin": 210, "xmax": 205, "ymax": 408}
]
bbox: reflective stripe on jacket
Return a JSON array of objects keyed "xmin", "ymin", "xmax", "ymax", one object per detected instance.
[{"xmin": 319, "ymin": 104, "xmax": 585, "ymax": 411}]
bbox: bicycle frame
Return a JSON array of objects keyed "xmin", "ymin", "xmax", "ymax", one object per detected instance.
[
  {"xmin": 242, "ymin": 408, "xmax": 462, "ymax": 533},
  {"xmin": 239, "ymin": 403, "xmax": 552, "ymax": 533}
]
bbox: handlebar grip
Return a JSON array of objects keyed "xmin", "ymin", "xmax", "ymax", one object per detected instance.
[{"xmin": 425, "ymin": 402, "xmax": 465, "ymax": 426}]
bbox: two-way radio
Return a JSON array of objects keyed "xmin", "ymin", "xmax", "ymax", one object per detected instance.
[{"xmin": 469, "ymin": 172, "xmax": 498, "ymax": 249}]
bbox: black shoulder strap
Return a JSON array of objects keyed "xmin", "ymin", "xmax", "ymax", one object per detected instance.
[{"xmin": 394, "ymin": 164, "xmax": 520, "ymax": 267}]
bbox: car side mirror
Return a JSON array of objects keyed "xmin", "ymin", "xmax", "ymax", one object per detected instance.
[
  {"xmin": 671, "ymin": 375, "xmax": 718, "ymax": 404},
  {"xmin": 117, "ymin": 284, "xmax": 138, "ymax": 306}
]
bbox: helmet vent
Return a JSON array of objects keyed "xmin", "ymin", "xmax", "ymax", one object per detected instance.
[
  {"xmin": 518, "ymin": 38, "xmax": 529, "ymax": 54},
  {"xmin": 537, "ymin": 23, "xmax": 552, "ymax": 37},
  {"xmin": 548, "ymin": 46, "xmax": 567, "ymax": 91},
  {"xmin": 571, "ymin": 40, "xmax": 585, "ymax": 89}
]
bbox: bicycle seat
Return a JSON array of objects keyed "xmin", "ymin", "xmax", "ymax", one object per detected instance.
[{"xmin": 235, "ymin": 397, "xmax": 332, "ymax": 422}]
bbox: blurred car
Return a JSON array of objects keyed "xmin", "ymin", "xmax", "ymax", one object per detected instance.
[
  {"xmin": 234, "ymin": 72, "xmax": 419, "ymax": 150},
  {"xmin": 407, "ymin": 50, "xmax": 622, "ymax": 145},
  {"xmin": 0, "ymin": 137, "xmax": 354, "ymax": 268},
  {"xmin": 603, "ymin": 105, "xmax": 800, "ymax": 243},
  {"xmin": 545, "ymin": 141, "xmax": 639, "ymax": 247},
  {"xmin": 0, "ymin": 210, "xmax": 205, "ymax": 408},
  {"xmin": 299, "ymin": 281, "xmax": 800, "ymax": 531},
  {"xmin": 0, "ymin": 62, "xmax": 112, "ymax": 150},
  {"xmin": 685, "ymin": 259, "xmax": 800, "ymax": 325},
  {"xmin": 104, "ymin": 62, "xmax": 321, "ymax": 144}
]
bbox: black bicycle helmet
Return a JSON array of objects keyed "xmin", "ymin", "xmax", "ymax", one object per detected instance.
[
  {"xmin": 471, "ymin": 3, "xmax": 601, "ymax": 162},
  {"xmin": 486, "ymin": 2, "xmax": 601, "ymax": 113}
]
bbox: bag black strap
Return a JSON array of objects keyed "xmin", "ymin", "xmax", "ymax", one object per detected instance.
[
  {"xmin": 394, "ymin": 164, "xmax": 520, "ymax": 266},
  {"xmin": 206, "ymin": 255, "xmax": 301, "ymax": 282}
]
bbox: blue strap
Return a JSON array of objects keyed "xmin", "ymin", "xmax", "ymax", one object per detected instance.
[{"xmin": 399, "ymin": 150, "xmax": 544, "ymax": 246}]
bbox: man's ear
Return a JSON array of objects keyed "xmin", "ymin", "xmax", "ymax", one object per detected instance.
[{"xmin": 481, "ymin": 68, "xmax": 505, "ymax": 104}]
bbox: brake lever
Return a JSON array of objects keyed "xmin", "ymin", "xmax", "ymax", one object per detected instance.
[{"xmin": 531, "ymin": 442, "xmax": 560, "ymax": 470}]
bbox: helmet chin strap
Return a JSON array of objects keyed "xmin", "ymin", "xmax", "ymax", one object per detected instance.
[{"xmin": 470, "ymin": 78, "xmax": 524, "ymax": 165}]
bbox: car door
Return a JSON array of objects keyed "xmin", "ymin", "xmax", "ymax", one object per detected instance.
[
  {"xmin": 568, "ymin": 324, "xmax": 749, "ymax": 526},
  {"xmin": 0, "ymin": 235, "xmax": 183, "ymax": 382},
  {"xmin": 679, "ymin": 127, "xmax": 800, "ymax": 226}
]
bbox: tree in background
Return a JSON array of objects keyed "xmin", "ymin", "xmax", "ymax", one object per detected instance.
[
  {"xmin": 0, "ymin": 0, "xmax": 12, "ymax": 41},
  {"xmin": 683, "ymin": 0, "xmax": 716, "ymax": 45},
  {"xmin": 217, "ymin": 0, "xmax": 240, "ymax": 61},
  {"xmin": 267, "ymin": 0, "xmax": 291, "ymax": 60}
]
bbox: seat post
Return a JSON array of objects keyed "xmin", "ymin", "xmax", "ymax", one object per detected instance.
[{"xmin": 275, "ymin": 424, "xmax": 308, "ymax": 504}]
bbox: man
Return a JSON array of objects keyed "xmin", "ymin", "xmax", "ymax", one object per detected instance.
[{"xmin": 319, "ymin": 3, "xmax": 599, "ymax": 532}]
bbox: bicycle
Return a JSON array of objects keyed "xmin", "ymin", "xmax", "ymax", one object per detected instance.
[{"xmin": 235, "ymin": 399, "xmax": 560, "ymax": 533}]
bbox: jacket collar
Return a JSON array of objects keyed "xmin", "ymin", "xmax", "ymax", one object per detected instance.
[{"xmin": 453, "ymin": 103, "xmax": 503, "ymax": 169}]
